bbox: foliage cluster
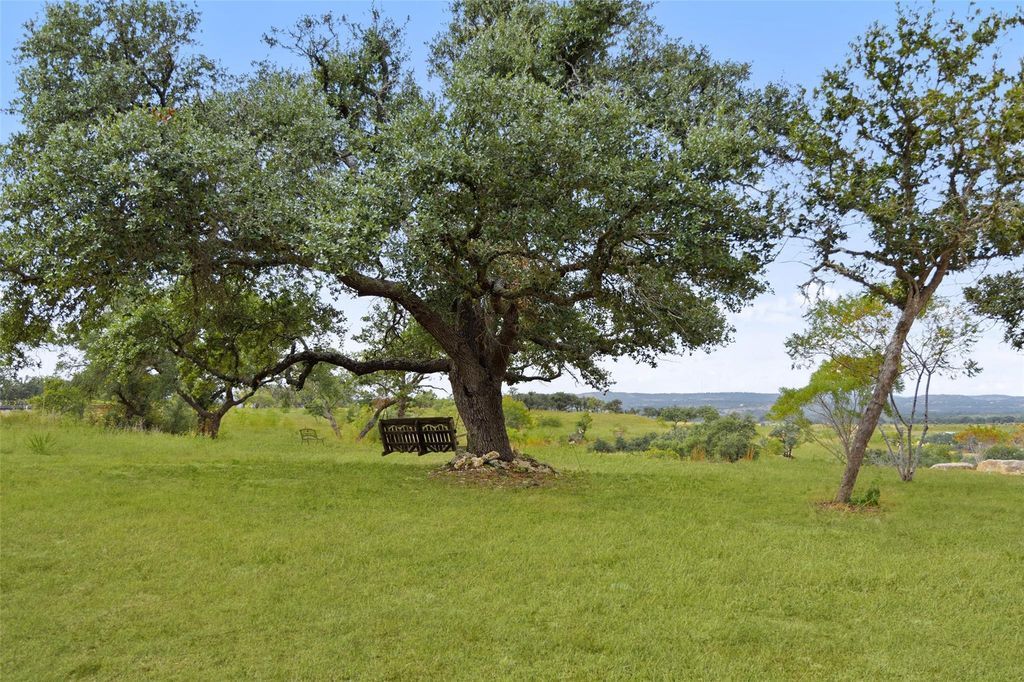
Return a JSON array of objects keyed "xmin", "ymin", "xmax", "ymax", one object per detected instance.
[
  {"xmin": 866, "ymin": 424, "xmax": 1023, "ymax": 468},
  {"xmin": 984, "ymin": 444, "xmax": 1024, "ymax": 461},
  {"xmin": 638, "ymin": 406, "xmax": 721, "ymax": 421},
  {"xmin": 32, "ymin": 371, "xmax": 196, "ymax": 434},
  {"xmin": 0, "ymin": 375, "xmax": 44, "ymax": 404},
  {"xmin": 517, "ymin": 392, "xmax": 623, "ymax": 413},
  {"xmin": 590, "ymin": 414, "xmax": 759, "ymax": 462},
  {"xmin": 32, "ymin": 378, "xmax": 88, "ymax": 418},
  {"xmin": 850, "ymin": 484, "xmax": 881, "ymax": 508},
  {"xmin": 953, "ymin": 425, "xmax": 1008, "ymax": 453},
  {"xmin": 501, "ymin": 397, "xmax": 533, "ymax": 431}
]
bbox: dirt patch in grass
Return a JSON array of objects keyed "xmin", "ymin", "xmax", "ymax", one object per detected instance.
[{"xmin": 814, "ymin": 500, "xmax": 884, "ymax": 515}]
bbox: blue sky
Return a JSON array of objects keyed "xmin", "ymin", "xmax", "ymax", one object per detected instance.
[{"xmin": 1, "ymin": 1, "xmax": 1022, "ymax": 395}]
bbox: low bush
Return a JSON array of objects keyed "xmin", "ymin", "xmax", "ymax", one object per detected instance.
[
  {"xmin": 866, "ymin": 448, "xmax": 888, "ymax": 466},
  {"xmin": 917, "ymin": 444, "xmax": 959, "ymax": 468},
  {"xmin": 984, "ymin": 444, "xmax": 1024, "ymax": 460},
  {"xmin": 33, "ymin": 378, "xmax": 88, "ymax": 418},
  {"xmin": 589, "ymin": 418, "xmax": 760, "ymax": 462},
  {"xmin": 923, "ymin": 432, "xmax": 955, "ymax": 446},
  {"xmin": 156, "ymin": 398, "xmax": 197, "ymax": 435},
  {"xmin": 680, "ymin": 415, "xmax": 760, "ymax": 462},
  {"xmin": 761, "ymin": 439, "xmax": 783, "ymax": 458},
  {"xmin": 851, "ymin": 484, "xmax": 881, "ymax": 508},
  {"xmin": 537, "ymin": 416, "xmax": 563, "ymax": 428},
  {"xmin": 27, "ymin": 433, "xmax": 58, "ymax": 456},
  {"xmin": 575, "ymin": 413, "xmax": 593, "ymax": 437},
  {"xmin": 642, "ymin": 448, "xmax": 678, "ymax": 459},
  {"xmin": 591, "ymin": 431, "xmax": 677, "ymax": 455},
  {"xmin": 502, "ymin": 397, "xmax": 533, "ymax": 430}
]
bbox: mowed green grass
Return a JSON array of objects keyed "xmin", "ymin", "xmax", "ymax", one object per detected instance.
[{"xmin": 2, "ymin": 410, "xmax": 1022, "ymax": 680}]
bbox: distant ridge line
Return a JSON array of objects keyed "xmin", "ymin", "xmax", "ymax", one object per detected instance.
[{"xmin": 575, "ymin": 391, "xmax": 1024, "ymax": 419}]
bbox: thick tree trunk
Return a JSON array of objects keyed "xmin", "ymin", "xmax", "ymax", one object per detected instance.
[
  {"xmin": 449, "ymin": 360, "xmax": 513, "ymax": 460},
  {"xmin": 835, "ymin": 294, "xmax": 928, "ymax": 503},
  {"xmin": 197, "ymin": 411, "xmax": 224, "ymax": 438}
]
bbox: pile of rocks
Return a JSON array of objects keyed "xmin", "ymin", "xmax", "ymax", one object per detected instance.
[
  {"xmin": 931, "ymin": 459, "xmax": 1023, "ymax": 475},
  {"xmin": 441, "ymin": 451, "xmax": 558, "ymax": 475}
]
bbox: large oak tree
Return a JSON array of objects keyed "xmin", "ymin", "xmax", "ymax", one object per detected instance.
[{"xmin": 2, "ymin": 0, "xmax": 794, "ymax": 458}]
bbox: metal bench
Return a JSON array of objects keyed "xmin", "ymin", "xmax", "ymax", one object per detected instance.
[
  {"xmin": 299, "ymin": 428, "xmax": 325, "ymax": 444},
  {"xmin": 379, "ymin": 417, "xmax": 459, "ymax": 456}
]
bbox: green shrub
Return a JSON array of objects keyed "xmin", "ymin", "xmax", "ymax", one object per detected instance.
[
  {"xmin": 575, "ymin": 413, "xmax": 593, "ymax": 436},
  {"xmin": 590, "ymin": 423, "xmax": 759, "ymax": 462},
  {"xmin": 537, "ymin": 416, "xmax": 562, "ymax": 428},
  {"xmin": 865, "ymin": 448, "xmax": 888, "ymax": 466},
  {"xmin": 34, "ymin": 378, "xmax": 87, "ymax": 418},
  {"xmin": 27, "ymin": 433, "xmax": 57, "ymax": 456},
  {"xmin": 985, "ymin": 444, "xmax": 1024, "ymax": 460},
  {"xmin": 680, "ymin": 415, "xmax": 759, "ymax": 462},
  {"xmin": 155, "ymin": 398, "xmax": 197, "ymax": 435},
  {"xmin": 851, "ymin": 484, "xmax": 881, "ymax": 508},
  {"xmin": 761, "ymin": 439, "xmax": 783, "ymax": 458},
  {"xmin": 768, "ymin": 418, "xmax": 803, "ymax": 458},
  {"xmin": 502, "ymin": 397, "xmax": 533, "ymax": 430},
  {"xmin": 918, "ymin": 444, "xmax": 958, "ymax": 467},
  {"xmin": 627, "ymin": 432, "xmax": 660, "ymax": 451},
  {"xmin": 923, "ymin": 432, "xmax": 955, "ymax": 446},
  {"xmin": 590, "ymin": 432, "xmax": 661, "ymax": 454},
  {"xmin": 643, "ymin": 448, "xmax": 679, "ymax": 459}
]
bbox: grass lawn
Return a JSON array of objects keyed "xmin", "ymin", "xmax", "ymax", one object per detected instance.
[{"xmin": 2, "ymin": 410, "xmax": 1022, "ymax": 680}]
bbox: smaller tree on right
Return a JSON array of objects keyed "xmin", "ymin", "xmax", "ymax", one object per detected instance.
[
  {"xmin": 794, "ymin": 5, "xmax": 1024, "ymax": 502},
  {"xmin": 775, "ymin": 294, "xmax": 982, "ymax": 481}
]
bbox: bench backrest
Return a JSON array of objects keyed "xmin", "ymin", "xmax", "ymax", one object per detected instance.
[
  {"xmin": 299, "ymin": 428, "xmax": 319, "ymax": 441},
  {"xmin": 379, "ymin": 417, "xmax": 458, "ymax": 456}
]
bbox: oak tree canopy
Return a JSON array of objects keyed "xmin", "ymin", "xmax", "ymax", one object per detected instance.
[{"xmin": 1, "ymin": 0, "xmax": 795, "ymax": 456}]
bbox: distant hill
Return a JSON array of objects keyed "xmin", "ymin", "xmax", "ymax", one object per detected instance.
[
  {"xmin": 583, "ymin": 392, "xmax": 777, "ymax": 413},
  {"xmin": 580, "ymin": 392, "xmax": 1024, "ymax": 421}
]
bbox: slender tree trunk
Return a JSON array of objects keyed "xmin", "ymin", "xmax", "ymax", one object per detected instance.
[
  {"xmin": 357, "ymin": 398, "xmax": 396, "ymax": 440},
  {"xmin": 396, "ymin": 397, "xmax": 409, "ymax": 418},
  {"xmin": 835, "ymin": 294, "xmax": 928, "ymax": 503},
  {"xmin": 324, "ymin": 408, "xmax": 342, "ymax": 438},
  {"xmin": 356, "ymin": 414, "xmax": 378, "ymax": 440},
  {"xmin": 449, "ymin": 359, "xmax": 513, "ymax": 460}
]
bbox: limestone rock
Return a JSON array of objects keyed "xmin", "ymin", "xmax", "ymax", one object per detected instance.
[
  {"xmin": 930, "ymin": 462, "xmax": 975, "ymax": 470},
  {"xmin": 977, "ymin": 459, "xmax": 1024, "ymax": 475}
]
